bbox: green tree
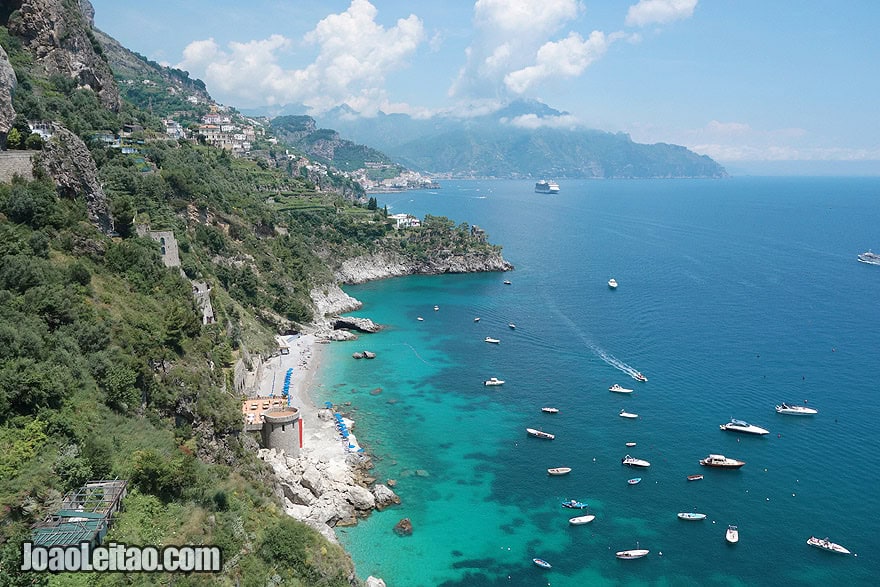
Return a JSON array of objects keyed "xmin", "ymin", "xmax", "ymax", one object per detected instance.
[
  {"xmin": 102, "ymin": 363, "xmax": 140, "ymax": 412},
  {"xmin": 5, "ymin": 127, "xmax": 21, "ymax": 149}
]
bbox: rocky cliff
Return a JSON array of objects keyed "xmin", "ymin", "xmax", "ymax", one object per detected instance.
[
  {"xmin": 335, "ymin": 249, "xmax": 514, "ymax": 285},
  {"xmin": 5, "ymin": 0, "xmax": 120, "ymax": 112},
  {"xmin": 0, "ymin": 45, "xmax": 16, "ymax": 144},
  {"xmin": 35, "ymin": 123, "xmax": 113, "ymax": 233}
]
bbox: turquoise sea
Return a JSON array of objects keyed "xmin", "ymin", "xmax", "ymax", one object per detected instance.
[{"xmin": 314, "ymin": 178, "xmax": 880, "ymax": 586}]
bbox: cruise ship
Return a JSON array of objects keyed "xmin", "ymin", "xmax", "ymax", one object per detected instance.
[
  {"xmin": 857, "ymin": 250, "xmax": 880, "ymax": 265},
  {"xmin": 535, "ymin": 180, "xmax": 560, "ymax": 194}
]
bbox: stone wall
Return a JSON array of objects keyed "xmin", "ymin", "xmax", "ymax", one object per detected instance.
[{"xmin": 0, "ymin": 151, "xmax": 36, "ymax": 183}]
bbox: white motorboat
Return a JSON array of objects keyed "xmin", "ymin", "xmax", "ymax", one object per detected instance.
[
  {"xmin": 700, "ymin": 454, "xmax": 746, "ymax": 469},
  {"xmin": 526, "ymin": 428, "xmax": 555, "ymax": 440},
  {"xmin": 807, "ymin": 536, "xmax": 851, "ymax": 554},
  {"xmin": 434, "ymin": 305, "xmax": 439, "ymax": 311},
  {"xmin": 608, "ymin": 278, "xmax": 618, "ymax": 289},
  {"xmin": 484, "ymin": 377, "xmax": 505, "ymax": 386},
  {"xmin": 484, "ymin": 337, "xmax": 500, "ymax": 344},
  {"xmin": 473, "ymin": 317, "xmax": 480, "ymax": 322},
  {"xmin": 621, "ymin": 455, "xmax": 651, "ymax": 467},
  {"xmin": 508, "ymin": 323, "xmax": 516, "ymax": 329},
  {"xmin": 619, "ymin": 409, "xmax": 638, "ymax": 419},
  {"xmin": 532, "ymin": 558, "xmax": 552, "ymax": 569},
  {"xmin": 625, "ymin": 442, "xmax": 637, "ymax": 447},
  {"xmin": 535, "ymin": 180, "xmax": 560, "ymax": 194},
  {"xmin": 541, "ymin": 407, "xmax": 559, "ymax": 414},
  {"xmin": 633, "ymin": 372, "xmax": 648, "ymax": 382},
  {"xmin": 417, "ymin": 316, "xmax": 424, "ymax": 321},
  {"xmin": 616, "ymin": 549, "xmax": 649, "ymax": 560},
  {"xmin": 776, "ymin": 402, "xmax": 818, "ymax": 415},
  {"xmin": 726, "ymin": 525, "xmax": 739, "ymax": 544},
  {"xmin": 719, "ymin": 419, "xmax": 769, "ymax": 435},
  {"xmin": 547, "ymin": 467, "xmax": 572, "ymax": 476},
  {"xmin": 677, "ymin": 512, "xmax": 707, "ymax": 521},
  {"xmin": 569, "ymin": 514, "xmax": 595, "ymax": 525},
  {"xmin": 609, "ymin": 383, "xmax": 633, "ymax": 393},
  {"xmin": 857, "ymin": 250, "xmax": 880, "ymax": 265},
  {"xmin": 503, "ymin": 279, "xmax": 512, "ymax": 285}
]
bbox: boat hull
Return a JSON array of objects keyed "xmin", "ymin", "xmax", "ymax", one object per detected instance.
[
  {"xmin": 807, "ymin": 537, "xmax": 851, "ymax": 554},
  {"xmin": 776, "ymin": 405, "xmax": 818, "ymax": 415},
  {"xmin": 548, "ymin": 467, "xmax": 571, "ymax": 475},
  {"xmin": 532, "ymin": 558, "xmax": 552, "ymax": 569},
  {"xmin": 678, "ymin": 512, "xmax": 707, "ymax": 521},
  {"xmin": 526, "ymin": 428, "xmax": 555, "ymax": 440},
  {"xmin": 569, "ymin": 515, "xmax": 596, "ymax": 525},
  {"xmin": 616, "ymin": 549, "xmax": 649, "ymax": 559}
]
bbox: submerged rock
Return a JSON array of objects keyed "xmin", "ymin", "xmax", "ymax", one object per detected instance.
[{"xmin": 393, "ymin": 517, "xmax": 413, "ymax": 536}]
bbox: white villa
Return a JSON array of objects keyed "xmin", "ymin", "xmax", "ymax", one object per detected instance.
[{"xmin": 388, "ymin": 213, "xmax": 421, "ymax": 229}]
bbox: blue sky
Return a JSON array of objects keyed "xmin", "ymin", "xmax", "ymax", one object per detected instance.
[{"xmin": 89, "ymin": 0, "xmax": 880, "ymax": 170}]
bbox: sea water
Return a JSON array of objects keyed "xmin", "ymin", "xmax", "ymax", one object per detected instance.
[{"xmin": 314, "ymin": 178, "xmax": 880, "ymax": 586}]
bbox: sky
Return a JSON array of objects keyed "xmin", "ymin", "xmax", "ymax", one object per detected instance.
[{"xmin": 89, "ymin": 0, "xmax": 880, "ymax": 172}]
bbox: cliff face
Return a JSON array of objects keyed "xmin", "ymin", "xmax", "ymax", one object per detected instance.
[
  {"xmin": 35, "ymin": 123, "xmax": 113, "ymax": 233},
  {"xmin": 335, "ymin": 249, "xmax": 514, "ymax": 285},
  {"xmin": 0, "ymin": 45, "xmax": 16, "ymax": 142},
  {"xmin": 6, "ymin": 0, "xmax": 120, "ymax": 111}
]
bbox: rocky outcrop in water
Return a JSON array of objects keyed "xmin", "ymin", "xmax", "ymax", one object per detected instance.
[
  {"xmin": 0, "ymin": 45, "xmax": 16, "ymax": 145},
  {"xmin": 333, "ymin": 317, "xmax": 381, "ymax": 334},
  {"xmin": 335, "ymin": 250, "xmax": 513, "ymax": 285},
  {"xmin": 35, "ymin": 124, "xmax": 113, "ymax": 233},
  {"xmin": 6, "ymin": 0, "xmax": 120, "ymax": 111}
]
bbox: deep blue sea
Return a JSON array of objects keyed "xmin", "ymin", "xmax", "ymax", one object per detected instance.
[{"xmin": 315, "ymin": 178, "xmax": 880, "ymax": 586}]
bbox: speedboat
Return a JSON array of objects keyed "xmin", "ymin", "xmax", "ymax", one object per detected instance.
[
  {"xmin": 677, "ymin": 512, "xmax": 707, "ymax": 521},
  {"xmin": 484, "ymin": 337, "xmax": 500, "ymax": 344},
  {"xmin": 548, "ymin": 467, "xmax": 572, "ymax": 476},
  {"xmin": 687, "ymin": 474, "xmax": 704, "ymax": 481},
  {"xmin": 616, "ymin": 549, "xmax": 649, "ymax": 560},
  {"xmin": 569, "ymin": 514, "xmax": 595, "ymax": 525},
  {"xmin": 633, "ymin": 372, "xmax": 648, "ymax": 382},
  {"xmin": 807, "ymin": 536, "xmax": 851, "ymax": 554},
  {"xmin": 526, "ymin": 428, "xmax": 555, "ymax": 440},
  {"xmin": 625, "ymin": 442, "xmax": 637, "ymax": 447},
  {"xmin": 541, "ymin": 407, "xmax": 559, "ymax": 414},
  {"xmin": 857, "ymin": 250, "xmax": 880, "ymax": 265},
  {"xmin": 434, "ymin": 305, "xmax": 439, "ymax": 311},
  {"xmin": 700, "ymin": 454, "xmax": 745, "ymax": 469},
  {"xmin": 621, "ymin": 455, "xmax": 651, "ymax": 467},
  {"xmin": 473, "ymin": 317, "xmax": 480, "ymax": 322},
  {"xmin": 484, "ymin": 377, "xmax": 505, "ymax": 386},
  {"xmin": 776, "ymin": 403, "xmax": 818, "ymax": 415},
  {"xmin": 719, "ymin": 419, "xmax": 769, "ymax": 435},
  {"xmin": 627, "ymin": 478, "xmax": 642, "ymax": 485},
  {"xmin": 503, "ymin": 280, "xmax": 512, "ymax": 285},
  {"xmin": 608, "ymin": 278, "xmax": 618, "ymax": 289},
  {"xmin": 508, "ymin": 323, "xmax": 516, "ymax": 329},
  {"xmin": 619, "ymin": 409, "xmax": 638, "ymax": 419},
  {"xmin": 561, "ymin": 499, "xmax": 588, "ymax": 509},
  {"xmin": 726, "ymin": 525, "xmax": 739, "ymax": 544},
  {"xmin": 609, "ymin": 384, "xmax": 633, "ymax": 393},
  {"xmin": 532, "ymin": 558, "xmax": 552, "ymax": 569},
  {"xmin": 417, "ymin": 316, "xmax": 424, "ymax": 321}
]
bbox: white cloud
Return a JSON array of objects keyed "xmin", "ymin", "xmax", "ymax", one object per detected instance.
[
  {"xmin": 625, "ymin": 0, "xmax": 698, "ymax": 27},
  {"xmin": 504, "ymin": 31, "xmax": 611, "ymax": 94},
  {"xmin": 503, "ymin": 113, "xmax": 583, "ymax": 129},
  {"xmin": 474, "ymin": 0, "xmax": 581, "ymax": 35},
  {"xmin": 176, "ymin": 0, "xmax": 424, "ymax": 113}
]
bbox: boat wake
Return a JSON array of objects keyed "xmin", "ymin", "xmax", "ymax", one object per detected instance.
[{"xmin": 399, "ymin": 342, "xmax": 431, "ymax": 365}]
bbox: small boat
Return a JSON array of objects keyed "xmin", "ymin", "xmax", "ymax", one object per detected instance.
[
  {"xmin": 548, "ymin": 467, "xmax": 572, "ymax": 476},
  {"xmin": 569, "ymin": 514, "xmax": 596, "ymax": 525},
  {"xmin": 541, "ymin": 407, "xmax": 559, "ymax": 414},
  {"xmin": 508, "ymin": 323, "xmax": 516, "ymax": 329},
  {"xmin": 776, "ymin": 402, "xmax": 818, "ymax": 415},
  {"xmin": 619, "ymin": 409, "xmax": 638, "ymax": 419},
  {"xmin": 622, "ymin": 455, "xmax": 651, "ymax": 467},
  {"xmin": 616, "ymin": 549, "xmax": 649, "ymax": 560},
  {"xmin": 857, "ymin": 250, "xmax": 880, "ymax": 265},
  {"xmin": 535, "ymin": 180, "xmax": 560, "ymax": 194},
  {"xmin": 609, "ymin": 383, "xmax": 633, "ymax": 393},
  {"xmin": 485, "ymin": 337, "xmax": 500, "ymax": 344},
  {"xmin": 687, "ymin": 474, "xmax": 704, "ymax": 481},
  {"xmin": 726, "ymin": 525, "xmax": 739, "ymax": 544},
  {"xmin": 417, "ymin": 316, "xmax": 424, "ymax": 321},
  {"xmin": 633, "ymin": 372, "xmax": 648, "ymax": 382},
  {"xmin": 627, "ymin": 478, "xmax": 642, "ymax": 485},
  {"xmin": 474, "ymin": 317, "xmax": 480, "ymax": 322},
  {"xmin": 677, "ymin": 512, "xmax": 707, "ymax": 521},
  {"xmin": 532, "ymin": 558, "xmax": 552, "ymax": 569},
  {"xmin": 719, "ymin": 419, "xmax": 770, "ymax": 435},
  {"xmin": 608, "ymin": 278, "xmax": 618, "ymax": 289},
  {"xmin": 434, "ymin": 305, "xmax": 439, "ymax": 311},
  {"xmin": 484, "ymin": 377, "xmax": 505, "ymax": 386},
  {"xmin": 503, "ymin": 280, "xmax": 512, "ymax": 285},
  {"xmin": 625, "ymin": 442, "xmax": 637, "ymax": 447},
  {"xmin": 700, "ymin": 454, "xmax": 746, "ymax": 469},
  {"xmin": 807, "ymin": 536, "xmax": 851, "ymax": 554},
  {"xmin": 526, "ymin": 428, "xmax": 555, "ymax": 440},
  {"xmin": 561, "ymin": 499, "xmax": 588, "ymax": 509}
]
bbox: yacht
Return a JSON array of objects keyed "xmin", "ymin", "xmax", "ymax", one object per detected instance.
[
  {"xmin": 619, "ymin": 409, "xmax": 639, "ymax": 419},
  {"xmin": 857, "ymin": 250, "xmax": 880, "ymax": 265},
  {"xmin": 484, "ymin": 377, "xmax": 505, "ymax": 386},
  {"xmin": 776, "ymin": 402, "xmax": 818, "ymax": 415},
  {"xmin": 726, "ymin": 525, "xmax": 739, "ymax": 544},
  {"xmin": 700, "ymin": 454, "xmax": 746, "ymax": 469},
  {"xmin": 526, "ymin": 428, "xmax": 555, "ymax": 440},
  {"xmin": 484, "ymin": 337, "xmax": 500, "ymax": 344},
  {"xmin": 719, "ymin": 419, "xmax": 770, "ymax": 435},
  {"xmin": 807, "ymin": 536, "xmax": 851, "ymax": 554},
  {"xmin": 541, "ymin": 407, "xmax": 559, "ymax": 414},
  {"xmin": 608, "ymin": 278, "xmax": 618, "ymax": 289},
  {"xmin": 609, "ymin": 383, "xmax": 633, "ymax": 393},
  {"xmin": 621, "ymin": 455, "xmax": 651, "ymax": 467},
  {"xmin": 616, "ymin": 549, "xmax": 649, "ymax": 560},
  {"xmin": 535, "ymin": 180, "xmax": 560, "ymax": 194}
]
